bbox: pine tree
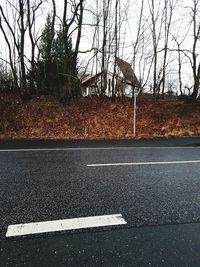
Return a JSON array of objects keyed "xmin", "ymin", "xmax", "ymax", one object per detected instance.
[
  {"xmin": 40, "ymin": 14, "xmax": 54, "ymax": 62},
  {"xmin": 35, "ymin": 16, "xmax": 80, "ymax": 101}
]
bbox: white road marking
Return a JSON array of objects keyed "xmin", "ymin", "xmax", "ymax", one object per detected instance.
[
  {"xmin": 87, "ymin": 160, "xmax": 200, "ymax": 167},
  {"xmin": 6, "ymin": 214, "xmax": 127, "ymax": 237},
  {"xmin": 0, "ymin": 146, "xmax": 199, "ymax": 152}
]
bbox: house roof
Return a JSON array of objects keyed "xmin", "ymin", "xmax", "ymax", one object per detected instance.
[
  {"xmin": 81, "ymin": 71, "xmax": 130, "ymax": 87},
  {"xmin": 81, "ymin": 72, "xmax": 104, "ymax": 87}
]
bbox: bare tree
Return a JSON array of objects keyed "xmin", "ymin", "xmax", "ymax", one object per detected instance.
[
  {"xmin": 132, "ymin": 0, "xmax": 145, "ymax": 70},
  {"xmin": 27, "ymin": 0, "xmax": 45, "ymax": 93},
  {"xmin": 148, "ymin": 0, "xmax": 164, "ymax": 97},
  {"xmin": 100, "ymin": 0, "xmax": 111, "ymax": 96},
  {"xmin": 171, "ymin": 25, "xmax": 190, "ymax": 96},
  {"xmin": 0, "ymin": 14, "xmax": 18, "ymax": 91},
  {"xmin": 190, "ymin": 0, "xmax": 200, "ymax": 99},
  {"xmin": 0, "ymin": 2, "xmax": 20, "ymax": 92},
  {"xmin": 161, "ymin": 0, "xmax": 178, "ymax": 97},
  {"xmin": 74, "ymin": 0, "xmax": 84, "ymax": 65},
  {"xmin": 112, "ymin": 0, "xmax": 119, "ymax": 98},
  {"xmin": 18, "ymin": 0, "xmax": 27, "ymax": 95}
]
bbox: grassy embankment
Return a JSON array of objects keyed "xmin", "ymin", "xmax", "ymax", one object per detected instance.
[{"xmin": 0, "ymin": 94, "xmax": 200, "ymax": 140}]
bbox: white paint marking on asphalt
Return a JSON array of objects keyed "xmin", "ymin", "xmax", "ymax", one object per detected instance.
[
  {"xmin": 6, "ymin": 214, "xmax": 127, "ymax": 237},
  {"xmin": 0, "ymin": 146, "xmax": 199, "ymax": 152},
  {"xmin": 87, "ymin": 160, "xmax": 200, "ymax": 167}
]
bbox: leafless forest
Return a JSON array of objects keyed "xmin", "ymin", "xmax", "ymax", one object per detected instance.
[{"xmin": 0, "ymin": 0, "xmax": 200, "ymax": 102}]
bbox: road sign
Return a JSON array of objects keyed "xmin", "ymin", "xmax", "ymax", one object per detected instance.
[
  {"xmin": 116, "ymin": 57, "xmax": 140, "ymax": 88},
  {"xmin": 116, "ymin": 58, "xmax": 140, "ymax": 137}
]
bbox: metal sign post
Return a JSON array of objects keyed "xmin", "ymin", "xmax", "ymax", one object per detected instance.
[
  {"xmin": 133, "ymin": 88, "xmax": 139, "ymax": 138},
  {"xmin": 115, "ymin": 57, "xmax": 140, "ymax": 139}
]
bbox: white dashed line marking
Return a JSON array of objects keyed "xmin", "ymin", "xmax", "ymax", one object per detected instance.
[
  {"xmin": 87, "ymin": 160, "xmax": 200, "ymax": 167},
  {"xmin": 6, "ymin": 214, "xmax": 127, "ymax": 237}
]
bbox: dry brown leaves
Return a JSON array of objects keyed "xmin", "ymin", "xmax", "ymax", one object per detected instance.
[{"xmin": 0, "ymin": 94, "xmax": 200, "ymax": 140}]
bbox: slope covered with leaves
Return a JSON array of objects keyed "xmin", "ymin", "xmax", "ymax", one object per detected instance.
[{"xmin": 0, "ymin": 94, "xmax": 200, "ymax": 140}]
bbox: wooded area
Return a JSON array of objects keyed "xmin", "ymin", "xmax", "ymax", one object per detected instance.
[{"xmin": 0, "ymin": 0, "xmax": 200, "ymax": 101}]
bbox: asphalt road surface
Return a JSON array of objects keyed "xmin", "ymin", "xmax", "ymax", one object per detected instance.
[{"xmin": 1, "ymin": 137, "xmax": 200, "ymax": 266}]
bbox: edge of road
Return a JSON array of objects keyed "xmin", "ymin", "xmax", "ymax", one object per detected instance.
[{"xmin": 0, "ymin": 136, "xmax": 200, "ymax": 149}]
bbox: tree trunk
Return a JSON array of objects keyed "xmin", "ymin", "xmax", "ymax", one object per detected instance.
[{"xmin": 19, "ymin": 0, "xmax": 27, "ymax": 96}]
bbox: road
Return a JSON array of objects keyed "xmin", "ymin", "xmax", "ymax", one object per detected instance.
[{"xmin": 1, "ymin": 137, "xmax": 200, "ymax": 266}]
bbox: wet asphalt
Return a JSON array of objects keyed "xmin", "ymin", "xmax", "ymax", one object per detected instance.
[{"xmin": 0, "ymin": 138, "xmax": 200, "ymax": 266}]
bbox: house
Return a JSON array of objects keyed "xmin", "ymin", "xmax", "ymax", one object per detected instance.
[
  {"xmin": 81, "ymin": 70, "xmax": 133, "ymax": 97},
  {"xmin": 81, "ymin": 58, "xmax": 141, "ymax": 97}
]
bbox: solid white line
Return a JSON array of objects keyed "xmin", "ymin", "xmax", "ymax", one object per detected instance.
[
  {"xmin": 87, "ymin": 160, "xmax": 200, "ymax": 167},
  {"xmin": 6, "ymin": 214, "xmax": 127, "ymax": 237},
  {"xmin": 0, "ymin": 146, "xmax": 199, "ymax": 152}
]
